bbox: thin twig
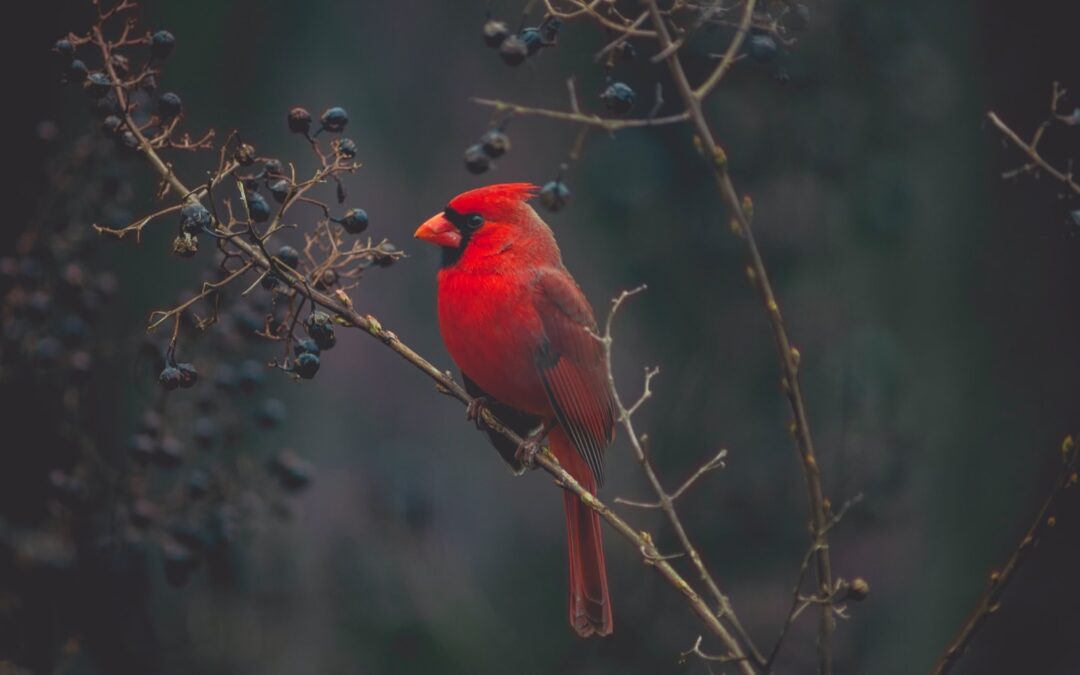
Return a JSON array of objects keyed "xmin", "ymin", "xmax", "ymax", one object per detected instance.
[{"xmin": 932, "ymin": 437, "xmax": 1080, "ymax": 675}]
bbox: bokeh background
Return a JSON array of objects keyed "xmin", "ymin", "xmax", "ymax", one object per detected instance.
[{"xmin": 6, "ymin": 1, "xmax": 1080, "ymax": 674}]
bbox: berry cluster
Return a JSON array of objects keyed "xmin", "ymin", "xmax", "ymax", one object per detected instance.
[
  {"xmin": 482, "ymin": 15, "xmax": 562, "ymax": 66},
  {"xmin": 463, "ymin": 125, "xmax": 511, "ymax": 175}
]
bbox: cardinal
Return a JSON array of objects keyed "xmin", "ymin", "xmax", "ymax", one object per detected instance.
[{"xmin": 414, "ymin": 183, "xmax": 615, "ymax": 637}]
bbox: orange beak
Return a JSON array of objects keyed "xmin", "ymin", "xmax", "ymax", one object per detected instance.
[{"xmin": 414, "ymin": 212, "xmax": 461, "ymax": 248}]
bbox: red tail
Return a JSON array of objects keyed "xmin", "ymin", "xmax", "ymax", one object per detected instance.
[{"xmin": 552, "ymin": 428, "xmax": 612, "ymax": 637}]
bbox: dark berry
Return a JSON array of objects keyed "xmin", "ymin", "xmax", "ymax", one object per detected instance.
[
  {"xmin": 520, "ymin": 28, "xmax": 544, "ymax": 55},
  {"xmin": 187, "ymin": 469, "xmax": 210, "ymax": 498},
  {"xmin": 319, "ymin": 106, "xmax": 349, "ymax": 133},
  {"xmin": 54, "ymin": 39, "xmax": 74, "ymax": 61},
  {"xmin": 268, "ymin": 179, "xmax": 290, "ymax": 203},
  {"xmin": 499, "ymin": 34, "xmax": 529, "ymax": 66},
  {"xmin": 102, "ymin": 115, "xmax": 123, "ymax": 139},
  {"xmin": 482, "ymin": 19, "xmax": 511, "ymax": 47},
  {"xmin": 314, "ymin": 268, "xmax": 338, "ymax": 289},
  {"xmin": 335, "ymin": 137, "xmax": 358, "ymax": 158},
  {"xmin": 264, "ymin": 158, "xmax": 285, "ymax": 175},
  {"xmin": 129, "ymin": 433, "xmax": 156, "ymax": 462},
  {"xmin": 180, "ymin": 203, "xmax": 211, "ymax": 234},
  {"xmin": 177, "ymin": 362, "xmax": 198, "ymax": 388},
  {"xmin": 375, "ymin": 242, "xmax": 398, "ymax": 267},
  {"xmin": 464, "ymin": 144, "xmax": 490, "ymax": 174},
  {"xmin": 255, "ymin": 399, "xmax": 287, "ymax": 429},
  {"xmin": 260, "ymin": 272, "xmax": 280, "ymax": 291},
  {"xmin": 539, "ymin": 180, "xmax": 571, "ymax": 213},
  {"xmin": 246, "ymin": 191, "xmax": 271, "ymax": 222},
  {"xmin": 156, "ymin": 435, "xmax": 185, "ymax": 468},
  {"xmin": 600, "ymin": 82, "xmax": 635, "ymax": 115},
  {"xmin": 67, "ymin": 59, "xmax": 88, "ymax": 83},
  {"xmin": 158, "ymin": 92, "xmax": 183, "ymax": 119},
  {"xmin": 293, "ymin": 338, "xmax": 320, "ymax": 357},
  {"xmin": 288, "ymin": 107, "xmax": 312, "ymax": 135},
  {"xmin": 239, "ymin": 359, "xmax": 266, "ymax": 392},
  {"xmin": 193, "ymin": 416, "xmax": 217, "ymax": 448},
  {"xmin": 276, "ymin": 245, "xmax": 300, "ymax": 269},
  {"xmin": 293, "ymin": 352, "xmax": 320, "ymax": 379},
  {"xmin": 749, "ymin": 34, "xmax": 778, "ymax": 62},
  {"xmin": 159, "ymin": 365, "xmax": 183, "ymax": 390},
  {"xmin": 339, "ymin": 208, "xmax": 369, "ymax": 234},
  {"xmin": 305, "ymin": 311, "xmax": 336, "ymax": 350},
  {"xmin": 84, "ymin": 72, "xmax": 111, "ymax": 99},
  {"xmin": 150, "ymin": 30, "xmax": 176, "ymax": 59},
  {"xmin": 268, "ymin": 449, "xmax": 313, "ymax": 491},
  {"xmin": 162, "ymin": 540, "xmax": 197, "ymax": 587},
  {"xmin": 119, "ymin": 130, "xmax": 140, "ymax": 150},
  {"xmin": 480, "ymin": 129, "xmax": 510, "ymax": 158}
]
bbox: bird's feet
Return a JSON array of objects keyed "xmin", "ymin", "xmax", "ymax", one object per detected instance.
[
  {"xmin": 465, "ymin": 397, "xmax": 489, "ymax": 429},
  {"xmin": 515, "ymin": 437, "xmax": 542, "ymax": 469}
]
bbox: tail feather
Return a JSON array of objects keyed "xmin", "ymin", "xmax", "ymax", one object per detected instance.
[{"xmin": 553, "ymin": 428, "xmax": 612, "ymax": 637}]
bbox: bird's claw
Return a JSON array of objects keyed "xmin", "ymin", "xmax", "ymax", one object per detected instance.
[
  {"xmin": 515, "ymin": 438, "xmax": 541, "ymax": 469},
  {"xmin": 465, "ymin": 397, "xmax": 489, "ymax": 429}
]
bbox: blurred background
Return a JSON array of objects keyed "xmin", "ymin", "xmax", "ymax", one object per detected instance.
[{"xmin": 5, "ymin": 1, "xmax": 1080, "ymax": 674}]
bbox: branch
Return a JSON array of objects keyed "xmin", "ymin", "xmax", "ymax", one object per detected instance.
[
  {"xmin": 643, "ymin": 2, "xmax": 836, "ymax": 673},
  {"xmin": 471, "ymin": 97, "xmax": 690, "ymax": 131},
  {"xmin": 987, "ymin": 85, "xmax": 1080, "ymax": 197},
  {"xmin": 932, "ymin": 436, "xmax": 1080, "ymax": 675},
  {"xmin": 601, "ymin": 286, "xmax": 764, "ymax": 673}
]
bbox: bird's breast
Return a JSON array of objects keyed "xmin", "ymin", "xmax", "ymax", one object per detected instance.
[{"xmin": 437, "ymin": 270, "xmax": 550, "ymax": 415}]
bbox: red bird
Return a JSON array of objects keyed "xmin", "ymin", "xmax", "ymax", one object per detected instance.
[{"xmin": 414, "ymin": 183, "xmax": 615, "ymax": 637}]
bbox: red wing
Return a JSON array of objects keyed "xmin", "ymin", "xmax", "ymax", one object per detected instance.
[{"xmin": 533, "ymin": 269, "xmax": 616, "ymax": 486}]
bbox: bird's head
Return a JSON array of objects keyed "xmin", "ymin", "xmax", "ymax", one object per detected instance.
[{"xmin": 414, "ymin": 183, "xmax": 547, "ymax": 268}]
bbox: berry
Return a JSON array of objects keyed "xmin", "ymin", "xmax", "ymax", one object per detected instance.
[
  {"xmin": 119, "ymin": 131, "xmax": 140, "ymax": 150},
  {"xmin": 335, "ymin": 137, "xmax": 357, "ymax": 158},
  {"xmin": 749, "ymin": 34, "xmax": 778, "ymax": 62},
  {"xmin": 255, "ymin": 398, "xmax": 287, "ymax": 429},
  {"xmin": 464, "ymin": 144, "xmax": 491, "ymax": 174},
  {"xmin": 539, "ymin": 180, "xmax": 571, "ymax": 213},
  {"xmin": 268, "ymin": 449, "xmax": 314, "ymax": 491},
  {"xmin": 67, "ymin": 59, "xmax": 89, "ymax": 83},
  {"xmin": 499, "ymin": 35, "xmax": 529, "ymax": 66},
  {"xmin": 288, "ymin": 107, "xmax": 312, "ymax": 134},
  {"xmin": 102, "ymin": 115, "xmax": 123, "ymax": 139},
  {"xmin": 156, "ymin": 435, "xmax": 185, "ymax": 468},
  {"xmin": 276, "ymin": 245, "xmax": 300, "ymax": 269},
  {"xmin": 520, "ymin": 27, "xmax": 544, "ymax": 55},
  {"xmin": 480, "ymin": 129, "xmax": 510, "ymax": 158},
  {"xmin": 293, "ymin": 352, "xmax": 320, "ymax": 379},
  {"xmin": 339, "ymin": 208, "xmax": 369, "ymax": 234},
  {"xmin": 239, "ymin": 359, "xmax": 266, "ymax": 392},
  {"xmin": 269, "ymin": 179, "xmax": 290, "ymax": 203},
  {"xmin": 187, "ymin": 469, "xmax": 210, "ymax": 498},
  {"xmin": 600, "ymin": 82, "xmax": 635, "ymax": 115},
  {"xmin": 260, "ymin": 272, "xmax": 280, "ymax": 291},
  {"xmin": 193, "ymin": 416, "xmax": 218, "ymax": 448},
  {"xmin": 159, "ymin": 365, "xmax": 183, "ymax": 390},
  {"xmin": 293, "ymin": 338, "xmax": 320, "ymax": 357},
  {"xmin": 305, "ymin": 311, "xmax": 337, "ymax": 350},
  {"xmin": 54, "ymin": 39, "xmax": 74, "ymax": 61},
  {"xmin": 847, "ymin": 577, "xmax": 870, "ymax": 601},
  {"xmin": 482, "ymin": 19, "xmax": 511, "ymax": 48},
  {"xmin": 315, "ymin": 268, "xmax": 338, "ymax": 289},
  {"xmin": 264, "ymin": 158, "xmax": 285, "ymax": 175},
  {"xmin": 162, "ymin": 540, "xmax": 198, "ymax": 587},
  {"xmin": 177, "ymin": 362, "xmax": 198, "ymax": 388},
  {"xmin": 319, "ymin": 106, "xmax": 349, "ymax": 133},
  {"xmin": 375, "ymin": 242, "xmax": 399, "ymax": 267},
  {"xmin": 84, "ymin": 72, "xmax": 111, "ymax": 99},
  {"xmin": 180, "ymin": 203, "xmax": 211, "ymax": 234},
  {"xmin": 158, "ymin": 92, "xmax": 183, "ymax": 119},
  {"xmin": 246, "ymin": 191, "xmax": 271, "ymax": 222},
  {"xmin": 150, "ymin": 30, "xmax": 176, "ymax": 59}
]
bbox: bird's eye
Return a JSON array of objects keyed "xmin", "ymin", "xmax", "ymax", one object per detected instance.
[{"xmin": 466, "ymin": 214, "xmax": 484, "ymax": 230}]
